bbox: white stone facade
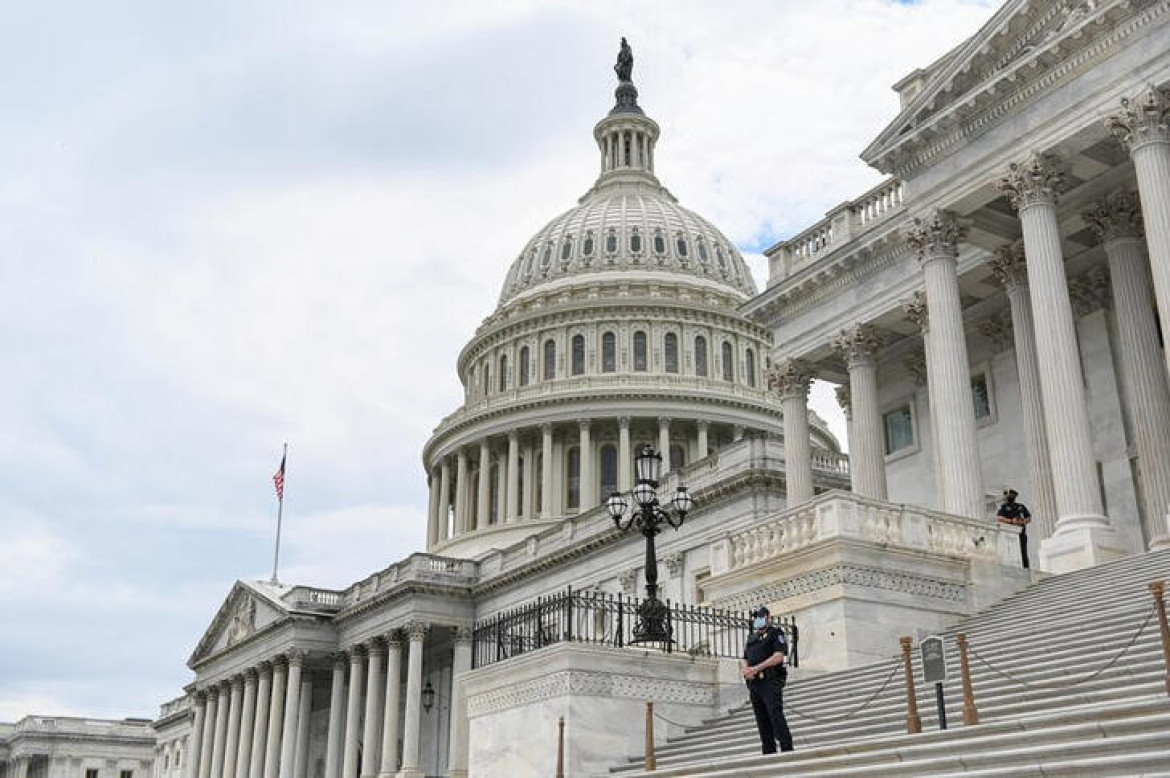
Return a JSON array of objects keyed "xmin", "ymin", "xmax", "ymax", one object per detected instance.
[{"xmin": 0, "ymin": 716, "xmax": 155, "ymax": 778}]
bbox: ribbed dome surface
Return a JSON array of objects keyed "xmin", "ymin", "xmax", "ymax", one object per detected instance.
[{"xmin": 497, "ymin": 182, "xmax": 758, "ymax": 306}]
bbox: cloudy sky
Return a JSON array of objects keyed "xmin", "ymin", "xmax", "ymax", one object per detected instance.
[{"xmin": 0, "ymin": 0, "xmax": 995, "ymax": 719}]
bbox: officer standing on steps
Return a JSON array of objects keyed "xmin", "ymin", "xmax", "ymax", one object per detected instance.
[
  {"xmin": 741, "ymin": 605, "xmax": 795, "ymax": 755},
  {"xmin": 997, "ymin": 488, "xmax": 1032, "ymax": 569}
]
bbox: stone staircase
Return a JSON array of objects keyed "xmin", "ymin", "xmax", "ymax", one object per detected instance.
[{"xmin": 607, "ymin": 547, "xmax": 1170, "ymax": 777}]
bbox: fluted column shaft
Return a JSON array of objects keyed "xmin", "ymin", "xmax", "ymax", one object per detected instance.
[
  {"xmin": 989, "ymin": 247, "xmax": 1059, "ymax": 540},
  {"xmin": 834, "ymin": 326, "xmax": 886, "ymax": 499},
  {"xmin": 437, "ymin": 460, "xmax": 451, "ymax": 541},
  {"xmin": 277, "ymin": 655, "xmax": 304, "ymax": 778},
  {"xmin": 222, "ymin": 678, "xmax": 244, "ymax": 778},
  {"xmin": 210, "ymin": 685, "xmax": 230, "ymax": 778},
  {"xmin": 618, "ymin": 418, "xmax": 632, "ymax": 492},
  {"xmin": 198, "ymin": 691, "xmax": 217, "ymax": 778},
  {"xmin": 425, "ymin": 471, "xmax": 439, "ymax": 548},
  {"xmin": 262, "ymin": 661, "xmax": 287, "ymax": 778},
  {"xmin": 578, "ymin": 421, "xmax": 593, "ymax": 510},
  {"xmin": 454, "ymin": 450, "xmax": 469, "ymax": 534},
  {"xmin": 248, "ymin": 666, "xmax": 272, "ymax": 778},
  {"xmin": 234, "ymin": 673, "xmax": 257, "ymax": 778},
  {"xmin": 292, "ymin": 679, "xmax": 312, "ymax": 778},
  {"xmin": 658, "ymin": 418, "xmax": 671, "ymax": 468},
  {"xmin": 187, "ymin": 694, "xmax": 207, "ymax": 778},
  {"xmin": 505, "ymin": 432, "xmax": 520, "ymax": 522},
  {"xmin": 323, "ymin": 656, "xmax": 346, "ymax": 778},
  {"xmin": 907, "ymin": 212, "xmax": 983, "ymax": 518},
  {"xmin": 378, "ymin": 638, "xmax": 403, "ymax": 777},
  {"xmin": 361, "ymin": 644, "xmax": 386, "ymax": 777},
  {"xmin": 696, "ymin": 420, "xmax": 708, "ymax": 460},
  {"xmin": 771, "ymin": 361, "xmax": 814, "ymax": 505},
  {"xmin": 521, "ymin": 441, "xmax": 535, "ymax": 519},
  {"xmin": 540, "ymin": 424, "xmax": 554, "ymax": 517},
  {"xmin": 340, "ymin": 650, "xmax": 364, "ymax": 778},
  {"xmin": 447, "ymin": 630, "xmax": 474, "ymax": 778},
  {"xmin": 398, "ymin": 624, "xmax": 428, "ymax": 776},
  {"xmin": 476, "ymin": 440, "xmax": 491, "ymax": 530}
]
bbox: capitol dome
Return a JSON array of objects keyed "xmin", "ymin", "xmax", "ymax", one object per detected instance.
[{"xmin": 420, "ymin": 46, "xmax": 839, "ymax": 559}]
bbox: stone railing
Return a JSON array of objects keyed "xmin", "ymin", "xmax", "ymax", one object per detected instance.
[
  {"xmin": 158, "ymin": 695, "xmax": 191, "ymax": 720},
  {"xmin": 767, "ymin": 178, "xmax": 906, "ymax": 283},
  {"xmin": 811, "ymin": 449, "xmax": 849, "ymax": 475},
  {"xmin": 13, "ymin": 717, "xmax": 154, "ymax": 738},
  {"xmin": 714, "ymin": 491, "xmax": 1014, "ymax": 575},
  {"xmin": 341, "ymin": 553, "xmax": 479, "ymax": 607},
  {"xmin": 285, "ymin": 586, "xmax": 345, "ymax": 612}
]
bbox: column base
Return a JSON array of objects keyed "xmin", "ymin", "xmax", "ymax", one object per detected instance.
[
  {"xmin": 1039, "ymin": 524, "xmax": 1129, "ymax": 573},
  {"xmin": 448, "ymin": 771, "xmax": 468, "ymax": 778},
  {"xmin": 393, "ymin": 770, "xmax": 425, "ymax": 778}
]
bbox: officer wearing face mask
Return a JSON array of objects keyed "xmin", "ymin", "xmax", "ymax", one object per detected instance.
[{"xmin": 740, "ymin": 605, "xmax": 794, "ymax": 754}]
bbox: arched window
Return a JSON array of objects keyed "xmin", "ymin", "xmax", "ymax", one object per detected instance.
[
  {"xmin": 499, "ymin": 354, "xmax": 508, "ymax": 392},
  {"xmin": 534, "ymin": 451, "xmax": 543, "ymax": 513},
  {"xmin": 722, "ymin": 341, "xmax": 734, "ymax": 382},
  {"xmin": 653, "ymin": 231, "xmax": 666, "ymax": 255},
  {"xmin": 566, "ymin": 447, "xmax": 580, "ymax": 510},
  {"xmin": 664, "ymin": 333, "xmax": 679, "ymax": 374},
  {"xmin": 543, "ymin": 339, "xmax": 557, "ymax": 380},
  {"xmin": 583, "ymin": 231, "xmax": 595, "ymax": 256},
  {"xmin": 606, "ymin": 229, "xmax": 618, "ymax": 254},
  {"xmin": 698, "ymin": 241, "xmax": 709, "ymax": 263},
  {"xmin": 633, "ymin": 331, "xmax": 648, "ymax": 371},
  {"xmin": 670, "ymin": 444, "xmax": 686, "ymax": 472},
  {"xmin": 630, "ymin": 228, "xmax": 642, "ymax": 253},
  {"xmin": 695, "ymin": 336, "xmax": 708, "ymax": 377},
  {"xmin": 676, "ymin": 235, "xmax": 689, "ymax": 257},
  {"xmin": 519, "ymin": 346, "xmax": 530, "ymax": 387},
  {"xmin": 483, "ymin": 363, "xmax": 491, "ymax": 394},
  {"xmin": 489, "ymin": 461, "xmax": 500, "ymax": 524},
  {"xmin": 745, "ymin": 348, "xmax": 756, "ymax": 387},
  {"xmin": 571, "ymin": 334, "xmax": 585, "ymax": 375},
  {"xmin": 602, "ymin": 332, "xmax": 616, "ymax": 373},
  {"xmin": 561, "ymin": 239, "xmax": 572, "ymax": 260},
  {"xmin": 541, "ymin": 245, "xmax": 552, "ymax": 270},
  {"xmin": 600, "ymin": 444, "xmax": 618, "ymax": 497},
  {"xmin": 517, "ymin": 456, "xmax": 526, "ymax": 516}
]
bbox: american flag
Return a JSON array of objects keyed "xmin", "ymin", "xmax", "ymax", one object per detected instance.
[{"xmin": 273, "ymin": 452, "xmax": 286, "ymax": 501}]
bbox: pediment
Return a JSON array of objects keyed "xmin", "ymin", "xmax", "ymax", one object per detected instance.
[
  {"xmin": 188, "ymin": 581, "xmax": 289, "ymax": 667},
  {"xmin": 863, "ymin": 0, "xmax": 1136, "ymax": 174}
]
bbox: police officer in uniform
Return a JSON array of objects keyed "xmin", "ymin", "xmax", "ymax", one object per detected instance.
[
  {"xmin": 996, "ymin": 488, "xmax": 1032, "ymax": 569},
  {"xmin": 740, "ymin": 605, "xmax": 794, "ymax": 754}
]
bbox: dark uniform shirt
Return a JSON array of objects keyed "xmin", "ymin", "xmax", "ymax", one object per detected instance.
[
  {"xmin": 997, "ymin": 501, "xmax": 1031, "ymax": 526},
  {"xmin": 744, "ymin": 626, "xmax": 788, "ymax": 678}
]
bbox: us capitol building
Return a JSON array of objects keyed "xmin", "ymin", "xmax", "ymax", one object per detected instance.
[{"xmin": 4, "ymin": 1, "xmax": 1170, "ymax": 776}]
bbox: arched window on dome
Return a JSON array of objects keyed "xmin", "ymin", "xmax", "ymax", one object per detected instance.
[
  {"xmin": 519, "ymin": 346, "xmax": 530, "ymax": 387},
  {"xmin": 517, "ymin": 455, "xmax": 526, "ymax": 516},
  {"xmin": 606, "ymin": 229, "xmax": 618, "ymax": 255},
  {"xmin": 499, "ymin": 354, "xmax": 508, "ymax": 392},
  {"xmin": 695, "ymin": 335, "xmax": 709, "ymax": 377},
  {"xmin": 483, "ymin": 362, "xmax": 491, "ymax": 395},
  {"xmin": 630, "ymin": 228, "xmax": 642, "ymax": 253},
  {"xmin": 698, "ymin": 240, "xmax": 709, "ymax": 263},
  {"xmin": 543, "ymin": 339, "xmax": 556, "ymax": 381},
  {"xmin": 600, "ymin": 444, "xmax": 617, "ymax": 498},
  {"xmin": 670, "ymin": 443, "xmax": 686, "ymax": 472},
  {"xmin": 633, "ymin": 331, "xmax": 648, "ymax": 372},
  {"xmin": 583, "ymin": 231, "xmax": 595, "ymax": 257},
  {"xmin": 664, "ymin": 332, "xmax": 679, "ymax": 374},
  {"xmin": 676, "ymin": 234, "xmax": 689, "ymax": 257},
  {"xmin": 653, "ymin": 230, "xmax": 666, "ymax": 255},
  {"xmin": 716, "ymin": 246, "xmax": 728, "ymax": 274},
  {"xmin": 602, "ymin": 332, "xmax": 616, "ymax": 373},
  {"xmin": 566, "ymin": 446, "xmax": 580, "ymax": 511},
  {"xmin": 745, "ymin": 348, "xmax": 757, "ymax": 387},
  {"xmin": 534, "ymin": 451, "xmax": 543, "ymax": 513},
  {"xmin": 541, "ymin": 245, "xmax": 552, "ymax": 271},
  {"xmin": 571, "ymin": 334, "xmax": 585, "ymax": 376},
  {"xmin": 561, "ymin": 238, "xmax": 573, "ymax": 261},
  {"xmin": 721, "ymin": 341, "xmax": 734, "ymax": 382}
]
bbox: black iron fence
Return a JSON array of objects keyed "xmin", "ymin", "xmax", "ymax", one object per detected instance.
[{"xmin": 471, "ymin": 587, "xmax": 798, "ymax": 669}]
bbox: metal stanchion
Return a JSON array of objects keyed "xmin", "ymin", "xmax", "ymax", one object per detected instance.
[
  {"xmin": 555, "ymin": 716, "xmax": 564, "ymax": 778},
  {"xmin": 956, "ymin": 633, "xmax": 979, "ymax": 725},
  {"xmin": 900, "ymin": 636, "xmax": 922, "ymax": 734},
  {"xmin": 644, "ymin": 701, "xmax": 656, "ymax": 771},
  {"xmin": 1150, "ymin": 580, "xmax": 1170, "ymax": 696}
]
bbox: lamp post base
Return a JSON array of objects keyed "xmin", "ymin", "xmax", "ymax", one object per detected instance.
[{"xmin": 631, "ymin": 595, "xmax": 672, "ymax": 645}]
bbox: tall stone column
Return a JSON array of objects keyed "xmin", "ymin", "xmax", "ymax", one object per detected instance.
[
  {"xmin": 505, "ymin": 431, "xmax": 520, "ymax": 522},
  {"xmin": 397, "ymin": 622, "xmax": 428, "ymax": 778},
  {"xmin": 248, "ymin": 665, "xmax": 272, "ymax": 778},
  {"xmin": 1085, "ymin": 191, "xmax": 1170, "ymax": 547},
  {"xmin": 187, "ymin": 692, "xmax": 207, "ymax": 778},
  {"xmin": 1107, "ymin": 86, "xmax": 1170, "ymax": 385},
  {"xmin": 540, "ymin": 424, "xmax": 554, "ymax": 517},
  {"xmin": 378, "ymin": 634, "xmax": 403, "ymax": 778},
  {"xmin": 769, "ymin": 360, "xmax": 815, "ymax": 505},
  {"xmin": 454, "ymin": 450, "xmax": 469, "ymax": 535},
  {"xmin": 222, "ymin": 677, "xmax": 244, "ymax": 778},
  {"xmin": 987, "ymin": 246, "xmax": 1059, "ymax": 541},
  {"xmin": 902, "ymin": 293, "xmax": 945, "ymax": 510},
  {"xmin": 323, "ymin": 655, "xmax": 346, "ymax": 778},
  {"xmin": 658, "ymin": 417, "xmax": 671, "ymax": 468},
  {"xmin": 340, "ymin": 648, "xmax": 364, "ymax": 778},
  {"xmin": 209, "ymin": 684, "xmax": 230, "ymax": 778},
  {"xmin": 262, "ymin": 659, "xmax": 288, "ymax": 778},
  {"xmin": 361, "ymin": 642, "xmax": 386, "ymax": 778},
  {"xmin": 906, "ymin": 211, "xmax": 983, "ymax": 519},
  {"xmin": 696, "ymin": 420, "xmax": 709, "ymax": 460},
  {"xmin": 617, "ymin": 417, "xmax": 632, "ymax": 492},
  {"xmin": 833, "ymin": 325, "xmax": 887, "ymax": 499},
  {"xmin": 437, "ymin": 459, "xmax": 451, "ymax": 542},
  {"xmin": 199, "ymin": 689, "xmax": 219, "ymax": 778},
  {"xmin": 476, "ymin": 440, "xmax": 491, "ymax": 531},
  {"xmin": 425, "ymin": 471, "xmax": 439, "ymax": 548},
  {"xmin": 995, "ymin": 154, "xmax": 1123, "ymax": 571},
  {"xmin": 234, "ymin": 672, "xmax": 257, "ymax": 778},
  {"xmin": 494, "ymin": 457, "xmax": 506, "ymax": 524},
  {"xmin": 277, "ymin": 652, "xmax": 304, "ymax": 778},
  {"xmin": 447, "ymin": 627, "xmax": 474, "ymax": 778},
  {"xmin": 578, "ymin": 420, "xmax": 593, "ymax": 510},
  {"xmin": 292, "ymin": 679, "xmax": 312, "ymax": 778}
]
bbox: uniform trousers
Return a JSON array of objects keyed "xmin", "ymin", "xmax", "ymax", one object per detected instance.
[{"xmin": 747, "ymin": 674, "xmax": 794, "ymax": 754}]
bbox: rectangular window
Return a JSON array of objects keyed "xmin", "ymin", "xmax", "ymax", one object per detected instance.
[
  {"xmin": 121, "ymin": 770, "xmax": 133, "ymax": 778},
  {"xmin": 883, "ymin": 405, "xmax": 914, "ymax": 455},
  {"xmin": 86, "ymin": 770, "xmax": 99, "ymax": 778},
  {"xmin": 971, "ymin": 373, "xmax": 992, "ymax": 420}
]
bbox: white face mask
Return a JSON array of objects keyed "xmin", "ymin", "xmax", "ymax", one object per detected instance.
[{"xmin": 752, "ymin": 616, "xmax": 767, "ymax": 630}]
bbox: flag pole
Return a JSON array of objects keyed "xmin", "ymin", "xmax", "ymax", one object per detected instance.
[{"xmin": 271, "ymin": 442, "xmax": 288, "ymax": 585}]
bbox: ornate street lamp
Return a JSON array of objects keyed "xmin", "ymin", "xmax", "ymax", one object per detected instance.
[{"xmin": 606, "ymin": 445, "xmax": 694, "ymax": 644}]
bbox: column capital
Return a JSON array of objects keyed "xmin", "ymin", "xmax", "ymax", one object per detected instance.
[
  {"xmin": 331, "ymin": 652, "xmax": 348, "ymax": 670},
  {"xmin": 618, "ymin": 415, "xmax": 630, "ymax": 429},
  {"xmin": 766, "ymin": 359, "xmax": 814, "ymax": 400},
  {"xmin": 987, "ymin": 245, "xmax": 1028, "ymax": 290},
  {"xmin": 577, "ymin": 418, "xmax": 591, "ymax": 431},
  {"xmin": 834, "ymin": 384, "xmax": 851, "ymax": 415},
  {"xmin": 541, "ymin": 422, "xmax": 554, "ymax": 435},
  {"xmin": 977, "ymin": 314, "xmax": 1014, "ymax": 354},
  {"xmin": 404, "ymin": 621, "xmax": 429, "ymax": 642},
  {"xmin": 1068, "ymin": 266, "xmax": 1111, "ymax": 317},
  {"xmin": 508, "ymin": 429, "xmax": 519, "ymax": 442},
  {"xmin": 901, "ymin": 292, "xmax": 929, "ymax": 332},
  {"xmin": 453, "ymin": 625, "xmax": 475, "ymax": 646},
  {"xmin": 994, "ymin": 153, "xmax": 1067, "ymax": 210},
  {"xmin": 243, "ymin": 667, "xmax": 258, "ymax": 683},
  {"xmin": 832, "ymin": 324, "xmax": 884, "ymax": 367},
  {"xmin": 347, "ymin": 644, "xmax": 366, "ymax": 662},
  {"xmin": 230, "ymin": 674, "xmax": 245, "ymax": 689},
  {"xmin": 284, "ymin": 649, "xmax": 307, "ymax": 667},
  {"xmin": 662, "ymin": 552, "xmax": 684, "ymax": 577},
  {"xmin": 385, "ymin": 628, "xmax": 404, "ymax": 648},
  {"xmin": 902, "ymin": 348, "xmax": 928, "ymax": 386},
  {"xmin": 1105, "ymin": 85, "xmax": 1170, "ymax": 153},
  {"xmin": 366, "ymin": 638, "xmax": 388, "ymax": 657},
  {"xmin": 905, "ymin": 209, "xmax": 965, "ymax": 261},
  {"xmin": 695, "ymin": 419, "xmax": 708, "ymax": 431},
  {"xmin": 657, "ymin": 416, "xmax": 672, "ymax": 428},
  {"xmin": 1083, "ymin": 190, "xmax": 1144, "ymax": 243},
  {"xmin": 270, "ymin": 655, "xmax": 288, "ymax": 670}
]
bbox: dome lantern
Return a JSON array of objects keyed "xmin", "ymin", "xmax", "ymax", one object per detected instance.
[{"xmin": 594, "ymin": 38, "xmax": 660, "ymax": 182}]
